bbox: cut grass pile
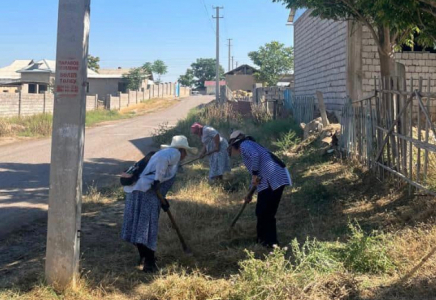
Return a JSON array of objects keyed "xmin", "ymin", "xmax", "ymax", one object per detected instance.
[{"xmin": 1, "ymin": 104, "xmax": 436, "ymax": 300}]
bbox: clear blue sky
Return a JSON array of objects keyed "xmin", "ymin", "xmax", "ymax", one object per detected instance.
[{"xmin": 0, "ymin": 0, "xmax": 301, "ymax": 82}]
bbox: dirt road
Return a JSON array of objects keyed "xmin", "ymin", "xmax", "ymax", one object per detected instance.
[{"xmin": 0, "ymin": 95, "xmax": 213, "ymax": 239}]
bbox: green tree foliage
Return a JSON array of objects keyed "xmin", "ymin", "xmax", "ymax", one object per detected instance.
[
  {"xmin": 189, "ymin": 58, "xmax": 225, "ymax": 88},
  {"xmin": 273, "ymin": 0, "xmax": 436, "ymax": 77},
  {"xmin": 248, "ymin": 41, "xmax": 294, "ymax": 86},
  {"xmin": 152, "ymin": 60, "xmax": 168, "ymax": 84},
  {"xmin": 178, "ymin": 68, "xmax": 195, "ymax": 87},
  {"xmin": 87, "ymin": 55, "xmax": 100, "ymax": 73},
  {"xmin": 123, "ymin": 67, "xmax": 146, "ymax": 91}
]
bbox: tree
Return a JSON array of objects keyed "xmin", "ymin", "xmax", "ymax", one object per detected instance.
[
  {"xmin": 190, "ymin": 58, "xmax": 225, "ymax": 88},
  {"xmin": 123, "ymin": 67, "xmax": 147, "ymax": 91},
  {"xmin": 248, "ymin": 41, "xmax": 294, "ymax": 86},
  {"xmin": 273, "ymin": 0, "xmax": 436, "ymax": 77},
  {"xmin": 178, "ymin": 68, "xmax": 195, "ymax": 87},
  {"xmin": 87, "ymin": 55, "xmax": 100, "ymax": 73},
  {"xmin": 142, "ymin": 62, "xmax": 153, "ymax": 75},
  {"xmin": 152, "ymin": 60, "xmax": 168, "ymax": 84}
]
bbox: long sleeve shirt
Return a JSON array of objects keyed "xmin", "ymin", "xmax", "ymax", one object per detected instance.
[
  {"xmin": 240, "ymin": 140, "xmax": 291, "ymax": 192},
  {"xmin": 124, "ymin": 148, "xmax": 180, "ymax": 193}
]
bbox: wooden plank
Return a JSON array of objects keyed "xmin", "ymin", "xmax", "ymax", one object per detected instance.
[
  {"xmin": 375, "ymin": 162, "xmax": 436, "ymax": 196},
  {"xmin": 376, "ymin": 126, "xmax": 436, "ymax": 152},
  {"xmin": 409, "ymin": 78, "xmax": 414, "ymax": 193},
  {"xmin": 423, "ymin": 78, "xmax": 431, "ymax": 182},
  {"xmin": 375, "ymin": 93, "xmax": 415, "ymax": 163},
  {"xmin": 417, "ymin": 78, "xmax": 423, "ymax": 183}
]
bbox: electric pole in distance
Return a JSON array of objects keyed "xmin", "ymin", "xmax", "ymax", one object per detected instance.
[
  {"xmin": 213, "ymin": 6, "xmax": 223, "ymax": 104},
  {"xmin": 227, "ymin": 38, "xmax": 232, "ymax": 72}
]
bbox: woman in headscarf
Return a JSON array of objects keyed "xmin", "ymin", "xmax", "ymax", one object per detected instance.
[
  {"xmin": 121, "ymin": 135, "xmax": 197, "ymax": 273},
  {"xmin": 190, "ymin": 122, "xmax": 231, "ymax": 180},
  {"xmin": 228, "ymin": 130, "xmax": 291, "ymax": 248}
]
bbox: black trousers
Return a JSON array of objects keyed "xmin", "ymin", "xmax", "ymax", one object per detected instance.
[{"xmin": 256, "ymin": 185, "xmax": 285, "ymax": 246}]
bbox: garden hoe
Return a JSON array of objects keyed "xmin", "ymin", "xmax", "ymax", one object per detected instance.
[
  {"xmin": 230, "ymin": 185, "xmax": 258, "ymax": 229},
  {"xmin": 155, "ymin": 190, "xmax": 193, "ymax": 255}
]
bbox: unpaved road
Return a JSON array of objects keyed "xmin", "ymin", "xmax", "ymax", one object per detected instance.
[{"xmin": 0, "ymin": 95, "xmax": 213, "ymax": 239}]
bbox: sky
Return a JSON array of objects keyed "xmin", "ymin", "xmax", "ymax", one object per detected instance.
[{"xmin": 0, "ymin": 0, "xmax": 302, "ymax": 82}]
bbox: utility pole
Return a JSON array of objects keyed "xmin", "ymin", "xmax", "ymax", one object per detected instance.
[
  {"xmin": 232, "ymin": 56, "xmax": 234, "ymax": 70},
  {"xmin": 236, "ymin": 61, "xmax": 239, "ymax": 68},
  {"xmin": 227, "ymin": 38, "xmax": 232, "ymax": 72},
  {"xmin": 213, "ymin": 6, "xmax": 223, "ymax": 103},
  {"xmin": 45, "ymin": 0, "xmax": 90, "ymax": 289}
]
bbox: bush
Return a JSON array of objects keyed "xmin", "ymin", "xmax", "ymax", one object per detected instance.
[
  {"xmin": 273, "ymin": 131, "xmax": 301, "ymax": 152},
  {"xmin": 339, "ymin": 222, "xmax": 395, "ymax": 274}
]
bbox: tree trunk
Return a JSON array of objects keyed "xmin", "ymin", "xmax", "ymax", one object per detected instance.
[
  {"xmin": 377, "ymin": 25, "xmax": 398, "ymax": 167},
  {"xmin": 377, "ymin": 25, "xmax": 396, "ymax": 78}
]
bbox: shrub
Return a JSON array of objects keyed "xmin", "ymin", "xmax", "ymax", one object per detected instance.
[
  {"xmin": 250, "ymin": 104, "xmax": 272, "ymax": 125},
  {"xmin": 339, "ymin": 222, "xmax": 395, "ymax": 274},
  {"xmin": 273, "ymin": 130, "xmax": 301, "ymax": 152}
]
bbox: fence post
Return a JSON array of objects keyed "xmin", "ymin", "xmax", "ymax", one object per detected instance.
[
  {"xmin": 273, "ymin": 100, "xmax": 277, "ymax": 120},
  {"xmin": 95, "ymin": 94, "xmax": 98, "ymax": 109},
  {"xmin": 18, "ymin": 91, "xmax": 22, "ymax": 117},
  {"xmin": 118, "ymin": 92, "xmax": 121, "ymax": 109},
  {"xmin": 43, "ymin": 92, "xmax": 46, "ymax": 114}
]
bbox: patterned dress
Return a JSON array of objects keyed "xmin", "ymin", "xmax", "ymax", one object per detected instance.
[
  {"xmin": 240, "ymin": 140, "xmax": 292, "ymax": 192},
  {"xmin": 121, "ymin": 177, "xmax": 176, "ymax": 251},
  {"xmin": 202, "ymin": 126, "xmax": 231, "ymax": 179}
]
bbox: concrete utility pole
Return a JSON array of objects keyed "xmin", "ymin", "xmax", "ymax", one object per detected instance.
[
  {"xmin": 45, "ymin": 0, "xmax": 90, "ymax": 289},
  {"xmin": 227, "ymin": 38, "xmax": 232, "ymax": 72},
  {"xmin": 232, "ymin": 56, "xmax": 234, "ymax": 70},
  {"xmin": 213, "ymin": 6, "xmax": 223, "ymax": 103}
]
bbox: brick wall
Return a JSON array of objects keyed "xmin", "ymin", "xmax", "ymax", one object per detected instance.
[
  {"xmin": 0, "ymin": 93, "xmax": 98, "ymax": 117},
  {"xmin": 361, "ymin": 26, "xmax": 436, "ymax": 94},
  {"xmin": 294, "ymin": 10, "xmax": 347, "ymax": 114}
]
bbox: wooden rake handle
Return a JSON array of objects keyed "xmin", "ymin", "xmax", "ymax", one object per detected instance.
[{"xmin": 155, "ymin": 190, "xmax": 192, "ymax": 254}]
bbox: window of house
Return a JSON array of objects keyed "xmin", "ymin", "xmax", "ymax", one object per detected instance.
[
  {"xmin": 39, "ymin": 85, "xmax": 47, "ymax": 93},
  {"xmin": 28, "ymin": 84, "xmax": 37, "ymax": 94},
  {"xmin": 3, "ymin": 90, "xmax": 9, "ymax": 93}
]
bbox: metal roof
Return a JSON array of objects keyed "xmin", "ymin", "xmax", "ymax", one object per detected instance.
[{"xmin": 0, "ymin": 60, "xmax": 34, "ymax": 79}]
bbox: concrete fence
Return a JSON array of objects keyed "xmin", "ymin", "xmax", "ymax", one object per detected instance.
[
  {"xmin": 0, "ymin": 92, "xmax": 98, "ymax": 118},
  {"xmin": 107, "ymin": 83, "xmax": 190, "ymax": 110},
  {"xmin": 0, "ymin": 83, "xmax": 191, "ymax": 117}
]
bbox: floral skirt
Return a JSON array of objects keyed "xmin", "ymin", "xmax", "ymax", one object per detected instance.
[{"xmin": 121, "ymin": 177, "xmax": 176, "ymax": 251}]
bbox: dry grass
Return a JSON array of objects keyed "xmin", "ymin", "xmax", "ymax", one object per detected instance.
[
  {"xmin": 1, "ymin": 111, "xmax": 436, "ymax": 300},
  {"xmin": 120, "ymin": 98, "xmax": 180, "ymax": 116},
  {"xmin": 0, "ymin": 98, "xmax": 180, "ymax": 138}
]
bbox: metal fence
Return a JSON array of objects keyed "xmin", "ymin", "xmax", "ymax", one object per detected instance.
[{"xmin": 340, "ymin": 77, "xmax": 436, "ymax": 195}]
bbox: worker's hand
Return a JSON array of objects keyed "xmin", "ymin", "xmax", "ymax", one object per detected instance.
[
  {"xmin": 252, "ymin": 175, "xmax": 260, "ymax": 187},
  {"xmin": 152, "ymin": 180, "xmax": 161, "ymax": 191},
  {"xmin": 161, "ymin": 199, "xmax": 170, "ymax": 212},
  {"xmin": 245, "ymin": 195, "xmax": 253, "ymax": 203}
]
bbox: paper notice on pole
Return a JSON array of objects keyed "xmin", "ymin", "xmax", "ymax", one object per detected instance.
[{"xmin": 56, "ymin": 59, "xmax": 80, "ymax": 97}]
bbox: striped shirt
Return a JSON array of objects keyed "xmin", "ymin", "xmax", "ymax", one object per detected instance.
[{"xmin": 240, "ymin": 140, "xmax": 292, "ymax": 192}]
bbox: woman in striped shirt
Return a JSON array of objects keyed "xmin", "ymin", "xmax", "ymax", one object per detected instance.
[{"xmin": 228, "ymin": 130, "xmax": 292, "ymax": 247}]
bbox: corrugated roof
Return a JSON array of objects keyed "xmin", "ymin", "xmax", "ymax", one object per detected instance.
[
  {"xmin": 225, "ymin": 64, "xmax": 257, "ymax": 75},
  {"xmin": 205, "ymin": 80, "xmax": 226, "ymax": 87},
  {"xmin": 0, "ymin": 60, "xmax": 34, "ymax": 79},
  {"xmin": 17, "ymin": 59, "xmax": 98, "ymax": 76}
]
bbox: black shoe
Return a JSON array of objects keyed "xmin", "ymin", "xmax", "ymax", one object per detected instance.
[{"xmin": 143, "ymin": 260, "xmax": 159, "ymax": 273}]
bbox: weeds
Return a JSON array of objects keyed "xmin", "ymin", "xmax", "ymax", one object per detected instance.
[
  {"xmin": 0, "ymin": 114, "xmax": 52, "ymax": 137},
  {"xmin": 273, "ymin": 130, "xmax": 301, "ymax": 152},
  {"xmin": 339, "ymin": 222, "xmax": 395, "ymax": 274}
]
